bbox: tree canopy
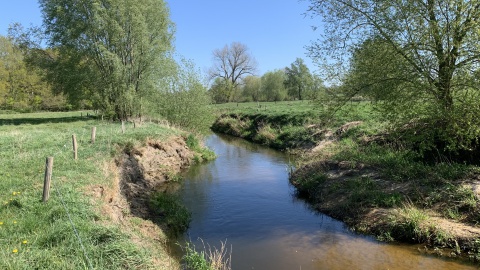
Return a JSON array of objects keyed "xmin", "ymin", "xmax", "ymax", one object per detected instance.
[
  {"xmin": 0, "ymin": 35, "xmax": 66, "ymax": 111},
  {"xmin": 307, "ymin": 0, "xmax": 480, "ymax": 150},
  {"xmin": 40, "ymin": 0, "xmax": 174, "ymax": 119},
  {"xmin": 208, "ymin": 42, "xmax": 257, "ymax": 102},
  {"xmin": 284, "ymin": 58, "xmax": 313, "ymax": 101}
]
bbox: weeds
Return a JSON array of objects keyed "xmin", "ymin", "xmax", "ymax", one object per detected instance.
[
  {"xmin": 181, "ymin": 239, "xmax": 232, "ymax": 270},
  {"xmin": 149, "ymin": 192, "xmax": 191, "ymax": 237}
]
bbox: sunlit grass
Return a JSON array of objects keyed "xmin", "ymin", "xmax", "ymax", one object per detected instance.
[{"xmin": 0, "ymin": 111, "xmax": 182, "ymax": 269}]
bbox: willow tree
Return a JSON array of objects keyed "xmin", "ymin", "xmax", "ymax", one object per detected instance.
[
  {"xmin": 40, "ymin": 0, "xmax": 174, "ymax": 119},
  {"xmin": 284, "ymin": 58, "xmax": 313, "ymax": 101},
  {"xmin": 307, "ymin": 0, "xmax": 480, "ymax": 150}
]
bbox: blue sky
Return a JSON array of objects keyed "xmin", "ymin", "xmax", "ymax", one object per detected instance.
[{"xmin": 0, "ymin": 0, "xmax": 320, "ymax": 76}]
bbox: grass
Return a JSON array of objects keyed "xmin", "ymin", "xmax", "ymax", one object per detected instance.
[
  {"xmin": 149, "ymin": 193, "xmax": 191, "ymax": 237},
  {"xmin": 0, "ymin": 111, "xmax": 185, "ymax": 269},
  {"xmin": 181, "ymin": 239, "xmax": 232, "ymax": 270},
  {"xmin": 186, "ymin": 134, "xmax": 216, "ymax": 163},
  {"xmin": 211, "ymin": 100, "xmax": 383, "ymax": 150}
]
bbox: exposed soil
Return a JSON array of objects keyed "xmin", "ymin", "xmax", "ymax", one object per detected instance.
[{"xmin": 87, "ymin": 136, "xmax": 195, "ymax": 269}]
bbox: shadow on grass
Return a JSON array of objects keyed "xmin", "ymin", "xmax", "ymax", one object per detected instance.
[{"xmin": 0, "ymin": 115, "xmax": 98, "ymax": 126}]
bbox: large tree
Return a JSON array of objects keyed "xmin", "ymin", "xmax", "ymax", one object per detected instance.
[
  {"xmin": 242, "ymin": 75, "xmax": 262, "ymax": 102},
  {"xmin": 284, "ymin": 58, "xmax": 313, "ymax": 100},
  {"xmin": 262, "ymin": 70, "xmax": 287, "ymax": 102},
  {"xmin": 307, "ymin": 0, "xmax": 480, "ymax": 150},
  {"xmin": 40, "ymin": 0, "xmax": 174, "ymax": 119},
  {"xmin": 208, "ymin": 42, "xmax": 257, "ymax": 102}
]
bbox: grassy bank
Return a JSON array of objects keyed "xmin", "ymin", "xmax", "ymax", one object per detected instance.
[
  {"xmin": 212, "ymin": 101, "xmax": 480, "ymax": 262},
  {"xmin": 0, "ymin": 111, "xmax": 202, "ymax": 269},
  {"xmin": 212, "ymin": 100, "xmax": 380, "ymax": 150}
]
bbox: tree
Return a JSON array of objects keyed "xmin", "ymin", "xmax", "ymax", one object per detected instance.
[
  {"xmin": 208, "ymin": 42, "xmax": 257, "ymax": 102},
  {"xmin": 261, "ymin": 70, "xmax": 287, "ymax": 102},
  {"xmin": 242, "ymin": 76, "xmax": 262, "ymax": 102},
  {"xmin": 209, "ymin": 78, "xmax": 233, "ymax": 104},
  {"xmin": 8, "ymin": 23, "xmax": 93, "ymax": 109},
  {"xmin": 0, "ymin": 35, "xmax": 65, "ymax": 111},
  {"xmin": 307, "ymin": 74, "xmax": 326, "ymax": 100},
  {"xmin": 155, "ymin": 58, "xmax": 213, "ymax": 134},
  {"xmin": 40, "ymin": 0, "xmax": 174, "ymax": 119},
  {"xmin": 284, "ymin": 58, "xmax": 313, "ymax": 100},
  {"xmin": 306, "ymin": 0, "xmax": 480, "ymax": 150}
]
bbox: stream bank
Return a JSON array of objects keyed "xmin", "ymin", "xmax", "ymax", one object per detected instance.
[
  {"xmin": 91, "ymin": 135, "xmax": 198, "ymax": 269},
  {"xmin": 212, "ymin": 112, "xmax": 480, "ymax": 264}
]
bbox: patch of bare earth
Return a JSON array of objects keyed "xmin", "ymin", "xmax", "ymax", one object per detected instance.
[{"xmin": 87, "ymin": 136, "xmax": 194, "ymax": 269}]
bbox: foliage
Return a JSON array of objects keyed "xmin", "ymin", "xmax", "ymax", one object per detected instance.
[
  {"xmin": 208, "ymin": 42, "xmax": 257, "ymax": 102},
  {"xmin": 261, "ymin": 69, "xmax": 288, "ymax": 102},
  {"xmin": 284, "ymin": 58, "xmax": 313, "ymax": 100},
  {"xmin": 181, "ymin": 240, "xmax": 232, "ymax": 270},
  {"xmin": 40, "ymin": 0, "xmax": 174, "ymax": 119},
  {"xmin": 209, "ymin": 78, "xmax": 234, "ymax": 104},
  {"xmin": 182, "ymin": 242, "xmax": 212, "ymax": 270},
  {"xmin": 186, "ymin": 134, "xmax": 216, "ymax": 163},
  {"xmin": 0, "ymin": 35, "xmax": 67, "ymax": 111},
  {"xmin": 155, "ymin": 59, "xmax": 214, "ymax": 134},
  {"xmin": 240, "ymin": 75, "xmax": 262, "ymax": 102},
  {"xmin": 307, "ymin": 0, "xmax": 480, "ymax": 151},
  {"xmin": 149, "ymin": 192, "xmax": 191, "ymax": 237}
]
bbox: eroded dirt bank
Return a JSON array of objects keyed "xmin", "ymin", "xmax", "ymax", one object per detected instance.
[{"xmin": 89, "ymin": 136, "xmax": 194, "ymax": 269}]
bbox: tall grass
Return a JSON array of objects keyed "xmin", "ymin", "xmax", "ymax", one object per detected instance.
[
  {"xmin": 0, "ymin": 111, "xmax": 182, "ymax": 269},
  {"xmin": 181, "ymin": 239, "xmax": 232, "ymax": 270}
]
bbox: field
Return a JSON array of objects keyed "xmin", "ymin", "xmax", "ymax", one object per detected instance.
[
  {"xmin": 213, "ymin": 100, "xmax": 379, "ymax": 126},
  {"xmin": 0, "ymin": 111, "xmax": 183, "ymax": 269}
]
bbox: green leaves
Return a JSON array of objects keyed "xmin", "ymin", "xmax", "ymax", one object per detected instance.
[
  {"xmin": 308, "ymin": 0, "xmax": 480, "ymax": 151},
  {"xmin": 40, "ymin": 0, "xmax": 174, "ymax": 119}
]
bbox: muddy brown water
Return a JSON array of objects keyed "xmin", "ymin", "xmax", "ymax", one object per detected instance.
[{"xmin": 176, "ymin": 134, "xmax": 476, "ymax": 269}]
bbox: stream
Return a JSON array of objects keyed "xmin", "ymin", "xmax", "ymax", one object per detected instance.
[{"xmin": 176, "ymin": 134, "xmax": 476, "ymax": 269}]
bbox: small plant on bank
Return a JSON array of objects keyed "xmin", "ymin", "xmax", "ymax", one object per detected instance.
[
  {"xmin": 388, "ymin": 202, "xmax": 431, "ymax": 243},
  {"xmin": 182, "ymin": 242, "xmax": 211, "ymax": 270},
  {"xmin": 149, "ymin": 192, "xmax": 191, "ymax": 237},
  {"xmin": 186, "ymin": 134, "xmax": 216, "ymax": 163},
  {"xmin": 181, "ymin": 239, "xmax": 232, "ymax": 270}
]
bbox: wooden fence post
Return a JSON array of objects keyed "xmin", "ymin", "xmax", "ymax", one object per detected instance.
[
  {"xmin": 42, "ymin": 157, "xmax": 53, "ymax": 202},
  {"xmin": 91, "ymin": 127, "xmax": 96, "ymax": 144},
  {"xmin": 121, "ymin": 120, "xmax": 125, "ymax": 134},
  {"xmin": 72, "ymin": 134, "xmax": 78, "ymax": 160}
]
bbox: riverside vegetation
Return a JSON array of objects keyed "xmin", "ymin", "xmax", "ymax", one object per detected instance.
[
  {"xmin": 0, "ymin": 111, "xmax": 220, "ymax": 269},
  {"xmin": 212, "ymin": 101, "xmax": 480, "ymax": 263}
]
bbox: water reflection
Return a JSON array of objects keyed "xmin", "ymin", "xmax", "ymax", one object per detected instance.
[{"xmin": 178, "ymin": 134, "xmax": 475, "ymax": 270}]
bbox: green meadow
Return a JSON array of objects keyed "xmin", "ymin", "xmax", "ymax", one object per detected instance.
[{"xmin": 0, "ymin": 111, "xmax": 181, "ymax": 269}]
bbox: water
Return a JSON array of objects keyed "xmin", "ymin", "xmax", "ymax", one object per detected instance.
[{"xmin": 177, "ymin": 134, "xmax": 475, "ymax": 269}]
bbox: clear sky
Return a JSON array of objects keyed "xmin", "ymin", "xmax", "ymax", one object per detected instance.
[{"xmin": 0, "ymin": 0, "xmax": 320, "ymax": 76}]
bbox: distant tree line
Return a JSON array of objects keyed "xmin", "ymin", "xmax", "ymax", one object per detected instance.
[
  {"xmin": 0, "ymin": 34, "xmax": 67, "ymax": 112},
  {"xmin": 208, "ymin": 44, "xmax": 326, "ymax": 104}
]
